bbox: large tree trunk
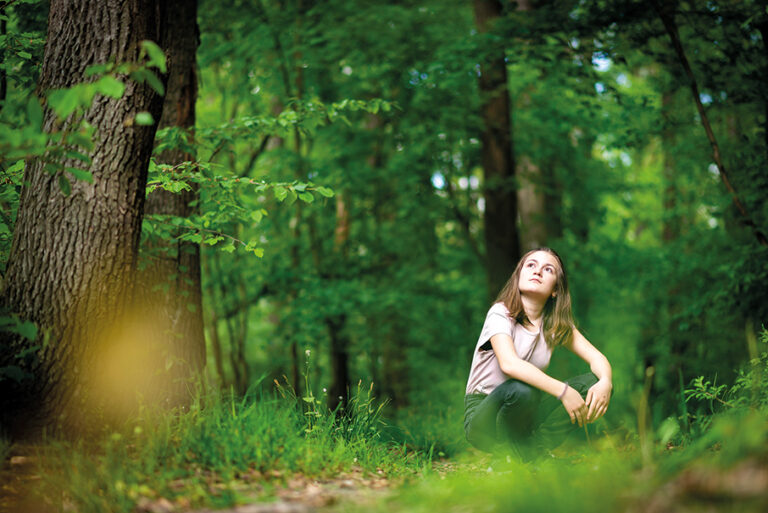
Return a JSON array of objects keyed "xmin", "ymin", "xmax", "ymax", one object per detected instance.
[
  {"xmin": 139, "ymin": 0, "xmax": 204, "ymax": 407},
  {"xmin": 473, "ymin": 0, "xmax": 521, "ymax": 298},
  {"xmin": 0, "ymin": 0, "xmax": 166, "ymax": 435}
]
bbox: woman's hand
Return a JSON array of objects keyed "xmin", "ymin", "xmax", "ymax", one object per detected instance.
[
  {"xmin": 586, "ymin": 379, "xmax": 612, "ymax": 422},
  {"xmin": 560, "ymin": 386, "xmax": 588, "ymax": 426}
]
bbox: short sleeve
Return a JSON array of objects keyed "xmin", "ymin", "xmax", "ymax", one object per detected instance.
[{"xmin": 478, "ymin": 303, "xmax": 513, "ymax": 350}]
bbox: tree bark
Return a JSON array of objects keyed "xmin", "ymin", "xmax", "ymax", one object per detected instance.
[
  {"xmin": 661, "ymin": 91, "xmax": 681, "ymax": 243},
  {"xmin": 473, "ymin": 0, "xmax": 521, "ymax": 298},
  {"xmin": 140, "ymin": 0, "xmax": 204, "ymax": 407},
  {"xmin": 516, "ymin": 155, "xmax": 547, "ymax": 250},
  {"xmin": 0, "ymin": 0, "xmax": 166, "ymax": 434}
]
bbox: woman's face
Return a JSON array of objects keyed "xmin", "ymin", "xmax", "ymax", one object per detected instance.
[{"xmin": 518, "ymin": 250, "xmax": 559, "ymax": 299}]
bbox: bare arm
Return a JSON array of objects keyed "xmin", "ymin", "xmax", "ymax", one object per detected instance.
[
  {"xmin": 566, "ymin": 328, "xmax": 613, "ymax": 421},
  {"xmin": 490, "ymin": 333, "xmax": 589, "ymax": 426}
]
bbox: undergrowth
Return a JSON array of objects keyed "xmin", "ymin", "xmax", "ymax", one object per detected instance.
[
  {"xmin": 19, "ymin": 329, "xmax": 768, "ymax": 513},
  {"xmin": 32, "ymin": 382, "xmax": 427, "ymax": 512}
]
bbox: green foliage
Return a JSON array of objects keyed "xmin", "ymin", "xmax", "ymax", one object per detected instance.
[
  {"xmin": 683, "ymin": 328, "xmax": 768, "ymax": 435},
  {"xmin": 142, "ymin": 158, "xmax": 336, "ymax": 257}
]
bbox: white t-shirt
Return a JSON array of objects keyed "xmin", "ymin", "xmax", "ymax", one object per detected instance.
[{"xmin": 465, "ymin": 302, "xmax": 553, "ymax": 395}]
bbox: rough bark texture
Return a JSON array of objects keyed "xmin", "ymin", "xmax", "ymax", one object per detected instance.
[
  {"xmin": 0, "ymin": 0, "xmax": 165, "ymax": 434},
  {"xmin": 473, "ymin": 0, "xmax": 521, "ymax": 298},
  {"xmin": 139, "ymin": 0, "xmax": 205, "ymax": 407}
]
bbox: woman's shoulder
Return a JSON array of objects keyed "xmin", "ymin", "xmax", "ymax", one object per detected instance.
[{"xmin": 487, "ymin": 302, "xmax": 513, "ymax": 319}]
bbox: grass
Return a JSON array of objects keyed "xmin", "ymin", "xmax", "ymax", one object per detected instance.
[
  {"xmin": 11, "ymin": 395, "xmax": 768, "ymax": 513},
  {"xmin": 25, "ymin": 383, "xmax": 429, "ymax": 512}
]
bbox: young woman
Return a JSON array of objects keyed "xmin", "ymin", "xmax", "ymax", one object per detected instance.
[{"xmin": 464, "ymin": 248, "xmax": 612, "ymax": 455}]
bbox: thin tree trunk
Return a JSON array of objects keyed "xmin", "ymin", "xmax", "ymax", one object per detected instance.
[
  {"xmin": 517, "ymin": 155, "xmax": 547, "ymax": 250},
  {"xmin": 0, "ymin": 0, "xmax": 166, "ymax": 434},
  {"xmin": 327, "ymin": 314, "xmax": 350, "ymax": 411},
  {"xmin": 661, "ymin": 91, "xmax": 681, "ymax": 243},
  {"xmin": 206, "ymin": 308, "xmax": 227, "ymax": 387},
  {"xmin": 473, "ymin": 0, "xmax": 521, "ymax": 298},
  {"xmin": 652, "ymin": 0, "xmax": 768, "ymax": 246},
  {"xmin": 139, "ymin": 0, "xmax": 204, "ymax": 407}
]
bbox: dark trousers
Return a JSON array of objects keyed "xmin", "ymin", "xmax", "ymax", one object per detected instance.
[{"xmin": 464, "ymin": 373, "xmax": 599, "ymax": 453}]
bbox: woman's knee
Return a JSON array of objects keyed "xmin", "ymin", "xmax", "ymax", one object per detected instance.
[
  {"xmin": 567, "ymin": 373, "xmax": 599, "ymax": 396},
  {"xmin": 494, "ymin": 379, "xmax": 538, "ymax": 407}
]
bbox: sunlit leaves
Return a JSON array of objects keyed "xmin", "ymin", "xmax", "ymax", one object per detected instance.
[
  {"xmin": 194, "ymin": 98, "xmax": 395, "ymax": 158},
  {"xmin": 143, "ymin": 158, "xmax": 334, "ymax": 257},
  {"xmin": 130, "ymin": 68, "xmax": 165, "ymax": 95},
  {"xmin": 139, "ymin": 40, "xmax": 167, "ymax": 73},
  {"xmin": 95, "ymin": 75, "xmax": 126, "ymax": 98},
  {"xmin": 134, "ymin": 112, "xmax": 155, "ymax": 126}
]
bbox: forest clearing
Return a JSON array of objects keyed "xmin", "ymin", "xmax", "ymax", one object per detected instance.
[{"xmin": 1, "ymin": 0, "xmax": 767, "ymax": 512}]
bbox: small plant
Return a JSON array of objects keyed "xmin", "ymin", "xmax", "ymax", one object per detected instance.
[{"xmin": 685, "ymin": 328, "xmax": 768, "ymax": 416}]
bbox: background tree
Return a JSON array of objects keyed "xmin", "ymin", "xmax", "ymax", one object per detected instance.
[
  {"xmin": 138, "ymin": 0, "xmax": 205, "ymax": 407},
  {"xmin": 0, "ymin": 0, "xmax": 166, "ymax": 433},
  {"xmin": 473, "ymin": 0, "xmax": 520, "ymax": 298}
]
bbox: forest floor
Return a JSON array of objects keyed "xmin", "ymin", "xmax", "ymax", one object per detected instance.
[{"xmin": 3, "ymin": 442, "xmax": 768, "ymax": 513}]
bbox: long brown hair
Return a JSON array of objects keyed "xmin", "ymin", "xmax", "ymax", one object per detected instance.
[{"xmin": 495, "ymin": 247, "xmax": 574, "ymax": 347}]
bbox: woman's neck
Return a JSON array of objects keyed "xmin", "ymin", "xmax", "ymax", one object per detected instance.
[{"xmin": 520, "ymin": 295, "xmax": 545, "ymax": 329}]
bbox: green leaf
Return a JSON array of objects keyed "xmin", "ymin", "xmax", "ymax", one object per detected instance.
[
  {"xmin": 15, "ymin": 345, "xmax": 40, "ymax": 360},
  {"xmin": 130, "ymin": 69, "xmax": 165, "ymax": 96},
  {"xmin": 66, "ymin": 167, "xmax": 93, "ymax": 183},
  {"xmin": 7, "ymin": 160, "xmax": 25, "ymax": 174},
  {"xmin": 95, "ymin": 75, "xmax": 125, "ymax": 99},
  {"xmin": 0, "ymin": 366, "xmax": 30, "ymax": 383},
  {"xmin": 135, "ymin": 112, "xmax": 155, "ymax": 125},
  {"xmin": 47, "ymin": 88, "xmax": 80, "ymax": 119},
  {"xmin": 204, "ymin": 235, "xmax": 224, "ymax": 245},
  {"xmin": 299, "ymin": 192, "xmax": 314, "ymax": 203},
  {"xmin": 58, "ymin": 175, "xmax": 71, "ymax": 196},
  {"xmin": 274, "ymin": 186, "xmax": 288, "ymax": 202},
  {"xmin": 18, "ymin": 51, "xmax": 32, "ymax": 60},
  {"xmin": 140, "ymin": 40, "xmax": 167, "ymax": 73},
  {"xmin": 315, "ymin": 186, "xmax": 334, "ymax": 198},
  {"xmin": 221, "ymin": 242, "xmax": 236, "ymax": 253},
  {"xmin": 85, "ymin": 63, "xmax": 110, "ymax": 77},
  {"xmin": 3, "ymin": 319, "xmax": 37, "ymax": 341},
  {"xmin": 66, "ymin": 150, "xmax": 91, "ymax": 164},
  {"xmin": 26, "ymin": 96, "xmax": 43, "ymax": 128},
  {"xmin": 143, "ymin": 70, "xmax": 165, "ymax": 96}
]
